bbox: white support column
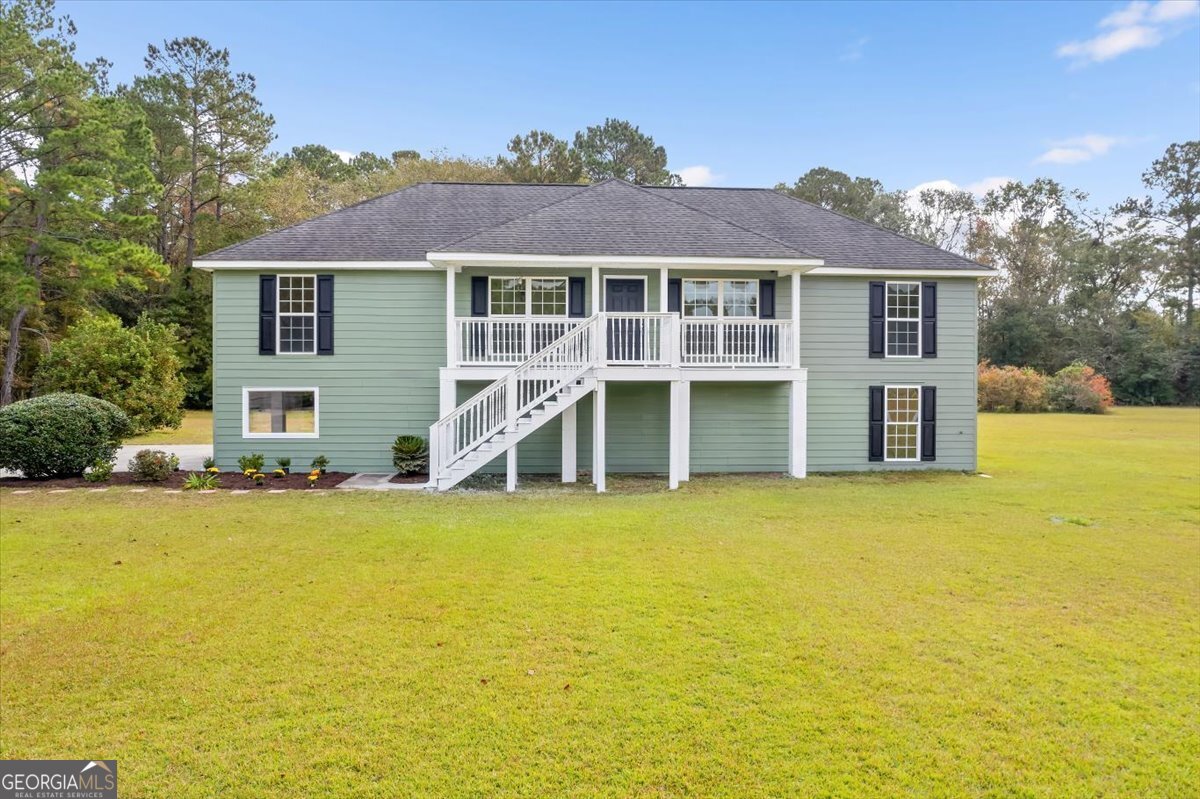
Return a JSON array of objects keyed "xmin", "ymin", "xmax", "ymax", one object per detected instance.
[
  {"xmin": 507, "ymin": 445, "xmax": 518, "ymax": 492},
  {"xmin": 561, "ymin": 403, "xmax": 577, "ymax": 483},
  {"xmin": 659, "ymin": 267, "xmax": 669, "ymax": 312},
  {"xmin": 591, "ymin": 266, "xmax": 601, "ymax": 314},
  {"xmin": 446, "ymin": 267, "xmax": 457, "ymax": 367},
  {"xmin": 791, "ymin": 269, "xmax": 802, "ymax": 368},
  {"xmin": 592, "ymin": 381, "xmax": 606, "ymax": 493},
  {"xmin": 439, "ymin": 376, "xmax": 456, "ymax": 417},
  {"xmin": 679, "ymin": 379, "xmax": 691, "ymax": 482},
  {"xmin": 668, "ymin": 381, "xmax": 682, "ymax": 490},
  {"xmin": 789, "ymin": 378, "xmax": 807, "ymax": 478}
]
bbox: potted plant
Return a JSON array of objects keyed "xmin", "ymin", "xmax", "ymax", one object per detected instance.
[
  {"xmin": 311, "ymin": 454, "xmax": 329, "ymax": 475},
  {"xmin": 276, "ymin": 456, "xmax": 291, "ymax": 474}
]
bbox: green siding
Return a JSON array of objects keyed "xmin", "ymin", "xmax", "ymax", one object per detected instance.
[
  {"xmin": 800, "ymin": 276, "xmax": 978, "ymax": 471},
  {"xmin": 212, "ymin": 268, "xmax": 977, "ymax": 476},
  {"xmin": 212, "ymin": 270, "xmax": 444, "ymax": 472}
]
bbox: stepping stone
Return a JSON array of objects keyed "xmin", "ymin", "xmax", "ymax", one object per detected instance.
[
  {"xmin": 199, "ymin": 490, "xmax": 218, "ymax": 494},
  {"xmin": 231, "ymin": 490, "xmax": 250, "ymax": 495},
  {"xmin": 11, "ymin": 490, "xmax": 32, "ymax": 495},
  {"xmin": 268, "ymin": 489, "xmax": 286, "ymax": 494},
  {"xmin": 129, "ymin": 488, "xmax": 148, "ymax": 493},
  {"xmin": 164, "ymin": 489, "xmax": 182, "ymax": 494},
  {"xmin": 49, "ymin": 489, "xmax": 71, "ymax": 494},
  {"xmin": 89, "ymin": 488, "xmax": 110, "ymax": 493}
]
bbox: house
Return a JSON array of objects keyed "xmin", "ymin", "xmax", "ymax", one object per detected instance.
[{"xmin": 195, "ymin": 178, "xmax": 993, "ymax": 491}]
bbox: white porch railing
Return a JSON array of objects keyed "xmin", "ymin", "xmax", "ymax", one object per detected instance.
[
  {"xmin": 432, "ymin": 315, "xmax": 601, "ymax": 478},
  {"xmin": 455, "ymin": 318, "xmax": 584, "ymax": 365},
  {"xmin": 454, "ymin": 314, "xmax": 794, "ymax": 368},
  {"xmin": 679, "ymin": 319, "xmax": 793, "ymax": 366}
]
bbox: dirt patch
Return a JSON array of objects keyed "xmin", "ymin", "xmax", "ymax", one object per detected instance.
[
  {"xmin": 388, "ymin": 473, "xmax": 429, "ymax": 484},
  {"xmin": 0, "ymin": 471, "xmax": 353, "ymax": 491}
]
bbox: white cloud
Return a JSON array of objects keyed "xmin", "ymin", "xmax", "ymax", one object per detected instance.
[
  {"xmin": 332, "ymin": 149, "xmax": 354, "ymax": 163},
  {"xmin": 839, "ymin": 36, "xmax": 870, "ymax": 62},
  {"xmin": 677, "ymin": 165, "xmax": 719, "ymax": 186},
  {"xmin": 908, "ymin": 177, "xmax": 1015, "ymax": 198},
  {"xmin": 1058, "ymin": 1, "xmax": 1198, "ymax": 66},
  {"xmin": 1034, "ymin": 134, "xmax": 1120, "ymax": 164}
]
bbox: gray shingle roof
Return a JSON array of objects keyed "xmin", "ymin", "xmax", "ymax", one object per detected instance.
[{"xmin": 199, "ymin": 178, "xmax": 989, "ymax": 270}]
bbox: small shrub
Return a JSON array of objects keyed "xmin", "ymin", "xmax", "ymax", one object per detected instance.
[
  {"xmin": 84, "ymin": 457, "xmax": 115, "ymax": 483},
  {"xmin": 1047, "ymin": 363, "xmax": 1114, "ymax": 414},
  {"xmin": 202, "ymin": 456, "xmax": 216, "ymax": 470},
  {"xmin": 183, "ymin": 471, "xmax": 220, "ymax": 490},
  {"xmin": 129, "ymin": 449, "xmax": 179, "ymax": 482},
  {"xmin": 276, "ymin": 456, "xmax": 291, "ymax": 473},
  {"xmin": 311, "ymin": 454, "xmax": 329, "ymax": 473},
  {"xmin": 253, "ymin": 472, "xmax": 266, "ymax": 486},
  {"xmin": 977, "ymin": 361, "xmax": 1047, "ymax": 412},
  {"xmin": 272, "ymin": 468, "xmax": 286, "ymax": 479},
  {"xmin": 237, "ymin": 453, "xmax": 265, "ymax": 473},
  {"xmin": 392, "ymin": 435, "xmax": 429, "ymax": 475},
  {"xmin": 0, "ymin": 393, "xmax": 132, "ymax": 478}
]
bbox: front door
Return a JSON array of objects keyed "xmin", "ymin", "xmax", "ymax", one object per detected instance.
[{"xmin": 605, "ymin": 279, "xmax": 646, "ymax": 362}]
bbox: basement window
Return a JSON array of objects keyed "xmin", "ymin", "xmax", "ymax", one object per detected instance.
[{"xmin": 243, "ymin": 388, "xmax": 319, "ymax": 438}]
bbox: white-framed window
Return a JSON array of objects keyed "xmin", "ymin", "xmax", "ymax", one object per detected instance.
[
  {"xmin": 489, "ymin": 276, "xmax": 568, "ymax": 316},
  {"xmin": 682, "ymin": 279, "xmax": 759, "ymax": 318},
  {"xmin": 885, "ymin": 385, "xmax": 920, "ymax": 461},
  {"xmin": 886, "ymin": 282, "xmax": 921, "ymax": 358},
  {"xmin": 243, "ymin": 388, "xmax": 319, "ymax": 438},
  {"xmin": 278, "ymin": 275, "xmax": 316, "ymax": 354}
]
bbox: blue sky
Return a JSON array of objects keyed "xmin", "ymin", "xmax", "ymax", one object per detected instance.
[{"xmin": 60, "ymin": 0, "xmax": 1200, "ymax": 207}]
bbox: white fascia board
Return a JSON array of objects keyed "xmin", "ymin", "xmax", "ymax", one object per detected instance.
[
  {"xmin": 806, "ymin": 266, "xmax": 996, "ymax": 278},
  {"xmin": 426, "ymin": 252, "xmax": 824, "ymax": 270},
  {"xmin": 192, "ymin": 260, "xmax": 435, "ymax": 271}
]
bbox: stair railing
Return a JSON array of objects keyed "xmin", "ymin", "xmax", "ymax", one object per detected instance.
[{"xmin": 430, "ymin": 314, "xmax": 602, "ymax": 480}]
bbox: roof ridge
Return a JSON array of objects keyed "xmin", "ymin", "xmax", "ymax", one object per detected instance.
[
  {"xmin": 431, "ymin": 182, "xmax": 595, "ymax": 251},
  {"xmin": 768, "ymin": 189, "xmax": 991, "ymax": 270},
  {"xmin": 625, "ymin": 181, "xmax": 818, "ymax": 259},
  {"xmin": 199, "ymin": 182, "xmax": 432, "ymax": 260}
]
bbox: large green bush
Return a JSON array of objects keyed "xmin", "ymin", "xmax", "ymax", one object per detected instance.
[
  {"xmin": 0, "ymin": 393, "xmax": 132, "ymax": 478},
  {"xmin": 1047, "ymin": 363, "xmax": 1115, "ymax": 414},
  {"xmin": 392, "ymin": 435, "xmax": 429, "ymax": 475},
  {"xmin": 35, "ymin": 314, "xmax": 185, "ymax": 435}
]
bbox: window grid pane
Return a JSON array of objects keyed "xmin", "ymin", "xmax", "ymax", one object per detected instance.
[
  {"xmin": 683, "ymin": 280, "xmax": 718, "ymax": 317},
  {"xmin": 490, "ymin": 278, "xmax": 528, "ymax": 316},
  {"xmin": 529, "ymin": 278, "xmax": 567, "ymax": 316},
  {"xmin": 885, "ymin": 387, "xmax": 919, "ymax": 461},
  {"xmin": 247, "ymin": 390, "xmax": 316, "ymax": 435},
  {"xmin": 722, "ymin": 280, "xmax": 758, "ymax": 318},
  {"xmin": 886, "ymin": 283, "xmax": 920, "ymax": 357},
  {"xmin": 278, "ymin": 276, "xmax": 316, "ymax": 354}
]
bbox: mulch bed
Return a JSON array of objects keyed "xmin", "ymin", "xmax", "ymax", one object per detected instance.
[
  {"xmin": 389, "ymin": 473, "xmax": 429, "ymax": 484},
  {"xmin": 0, "ymin": 471, "xmax": 353, "ymax": 490}
]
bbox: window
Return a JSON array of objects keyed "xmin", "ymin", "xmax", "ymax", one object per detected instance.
[
  {"xmin": 682, "ymin": 279, "xmax": 758, "ymax": 318},
  {"xmin": 886, "ymin": 282, "xmax": 921, "ymax": 357},
  {"xmin": 489, "ymin": 277, "xmax": 567, "ymax": 316},
  {"xmin": 278, "ymin": 275, "xmax": 316, "ymax": 354},
  {"xmin": 885, "ymin": 386, "xmax": 919, "ymax": 461},
  {"xmin": 243, "ymin": 388, "xmax": 318, "ymax": 438}
]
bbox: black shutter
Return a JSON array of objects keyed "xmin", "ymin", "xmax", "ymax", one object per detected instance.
[
  {"xmin": 470, "ymin": 276, "xmax": 488, "ymax": 317},
  {"xmin": 759, "ymin": 279, "xmax": 776, "ymax": 319},
  {"xmin": 921, "ymin": 386, "xmax": 937, "ymax": 461},
  {"xmin": 869, "ymin": 281, "xmax": 885, "ymax": 358},
  {"xmin": 259, "ymin": 275, "xmax": 276, "ymax": 355},
  {"xmin": 868, "ymin": 385, "xmax": 884, "ymax": 461},
  {"xmin": 317, "ymin": 274, "xmax": 334, "ymax": 355},
  {"xmin": 921, "ymin": 281, "xmax": 937, "ymax": 358},
  {"xmin": 568, "ymin": 276, "xmax": 586, "ymax": 317},
  {"xmin": 667, "ymin": 278, "xmax": 681, "ymax": 314}
]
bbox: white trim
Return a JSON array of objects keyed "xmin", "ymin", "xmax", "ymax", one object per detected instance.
[
  {"xmin": 193, "ymin": 260, "xmax": 435, "ymax": 271},
  {"xmin": 885, "ymin": 280, "xmax": 921, "ymax": 359},
  {"xmin": 242, "ymin": 387, "xmax": 320, "ymax": 439},
  {"xmin": 445, "ymin": 267, "xmax": 456, "ymax": 367},
  {"xmin": 789, "ymin": 378, "xmax": 807, "ymax": 478},
  {"xmin": 277, "ymin": 274, "xmax": 316, "ymax": 355},
  {"xmin": 883, "ymin": 384, "xmax": 920, "ymax": 462},
  {"xmin": 440, "ymin": 365, "xmax": 808, "ymax": 382},
  {"xmin": 602, "ymin": 275, "xmax": 648, "ymax": 311},
  {"xmin": 790, "ymin": 270, "xmax": 801, "ymax": 368},
  {"xmin": 561, "ymin": 403, "xmax": 577, "ymax": 483},
  {"xmin": 593, "ymin": 380, "xmax": 606, "ymax": 493},
  {"xmin": 428, "ymin": 252, "xmax": 824, "ymax": 270},
  {"xmin": 668, "ymin": 381, "xmax": 683, "ymax": 490},
  {"xmin": 807, "ymin": 266, "xmax": 994, "ymax": 278},
  {"xmin": 487, "ymin": 275, "xmax": 570, "ymax": 317}
]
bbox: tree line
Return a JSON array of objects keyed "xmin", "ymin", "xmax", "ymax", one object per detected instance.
[{"xmin": 2, "ymin": 0, "xmax": 1196, "ymax": 417}]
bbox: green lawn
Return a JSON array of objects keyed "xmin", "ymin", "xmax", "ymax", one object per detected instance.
[
  {"xmin": 126, "ymin": 410, "xmax": 213, "ymax": 445},
  {"xmin": 1, "ymin": 408, "xmax": 1197, "ymax": 797}
]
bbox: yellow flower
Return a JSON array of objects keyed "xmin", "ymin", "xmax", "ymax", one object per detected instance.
[
  {"xmin": 310, "ymin": 469, "xmax": 320, "ymax": 477},
  {"xmin": 207, "ymin": 467, "xmax": 220, "ymax": 474}
]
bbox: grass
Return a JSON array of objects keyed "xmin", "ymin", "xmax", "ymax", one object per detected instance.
[
  {"xmin": 1, "ymin": 407, "xmax": 1197, "ymax": 797},
  {"xmin": 126, "ymin": 410, "xmax": 212, "ymax": 445}
]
